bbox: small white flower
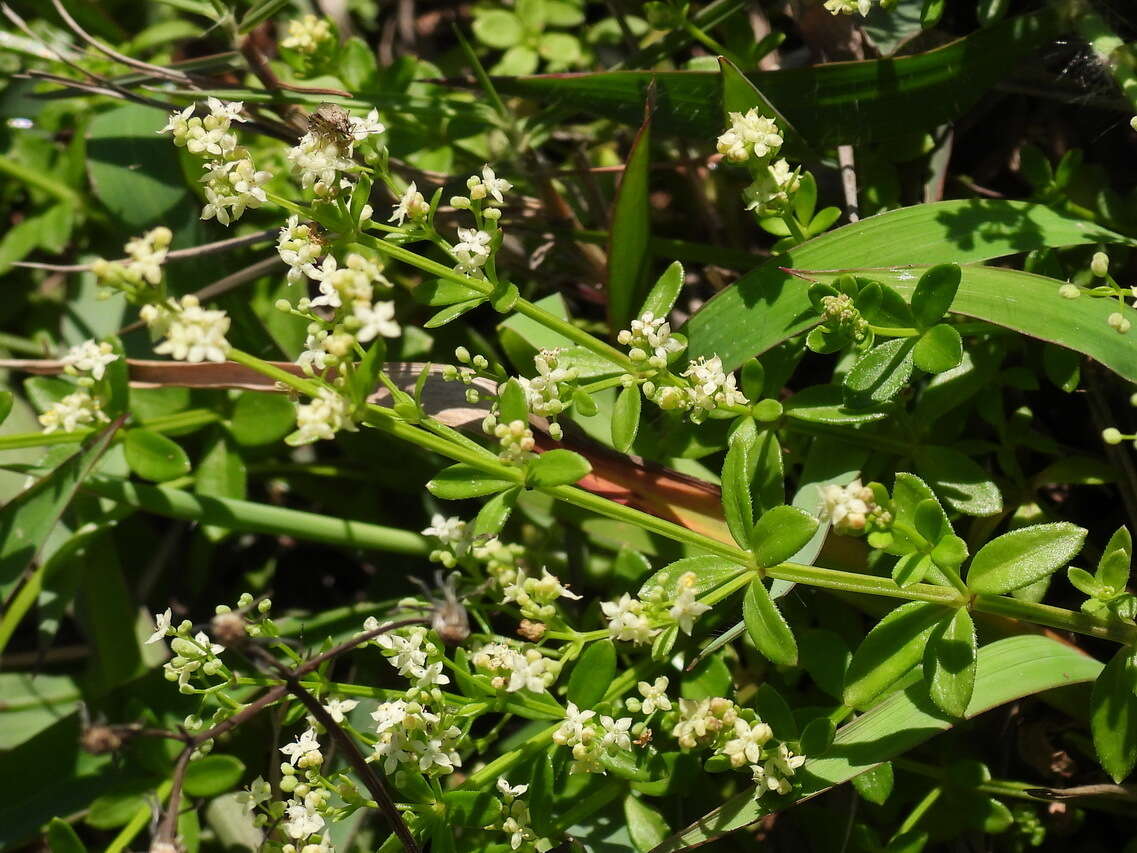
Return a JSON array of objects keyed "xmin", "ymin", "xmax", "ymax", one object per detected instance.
[
  {"xmin": 294, "ymin": 388, "xmax": 353, "ymax": 444},
  {"xmin": 278, "ymin": 215, "xmax": 324, "ymax": 285},
  {"xmin": 669, "ymin": 571, "xmax": 712, "ymax": 635},
  {"xmin": 353, "ymin": 300, "xmax": 400, "ymax": 342},
  {"xmin": 284, "ymin": 799, "xmax": 325, "ymax": 839},
  {"xmin": 288, "ymin": 132, "xmax": 356, "ymax": 199},
  {"xmin": 323, "ymin": 698, "xmax": 359, "ymax": 723},
  {"xmin": 721, "ymin": 718, "xmax": 773, "ymax": 767},
  {"xmin": 819, "ymin": 478, "xmax": 887, "ymax": 534},
  {"xmin": 280, "ymin": 727, "xmax": 323, "ymax": 767},
  {"xmin": 599, "ymin": 715, "xmax": 633, "ymax": 752},
  {"xmin": 348, "ymin": 109, "xmax": 385, "ymax": 142},
  {"xmin": 823, "ymin": 0, "xmax": 874, "ymax": 15},
  {"xmin": 234, "ymin": 777, "xmax": 271, "ymax": 813},
  {"xmin": 146, "ymin": 608, "xmax": 173, "ymax": 645},
  {"xmin": 680, "ymin": 355, "xmax": 748, "ymax": 416},
  {"xmin": 469, "ymin": 165, "xmax": 511, "ymax": 204},
  {"xmin": 636, "ymin": 676, "xmax": 672, "ymax": 715},
  {"xmin": 553, "ymin": 701, "xmax": 596, "ymax": 746},
  {"xmin": 743, "ymin": 158, "xmax": 801, "ymax": 216},
  {"xmin": 38, "ymin": 390, "xmax": 108, "ymax": 434},
  {"xmin": 618, "ymin": 311, "xmax": 685, "ymax": 369},
  {"xmin": 281, "ymin": 14, "xmax": 334, "ymax": 54},
  {"xmin": 389, "ymin": 181, "xmax": 430, "ymax": 226},
  {"xmin": 61, "ymin": 339, "xmax": 118, "ymax": 381},
  {"xmin": 496, "ymin": 776, "xmax": 529, "ymax": 799},
  {"xmin": 200, "ymin": 155, "xmax": 271, "ymax": 226}
]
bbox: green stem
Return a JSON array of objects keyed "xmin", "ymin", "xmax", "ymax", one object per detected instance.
[
  {"xmin": 869, "ymin": 325, "xmax": 920, "ymax": 338},
  {"xmin": 973, "ymin": 593, "xmax": 1137, "ymax": 644},
  {"xmin": 84, "ymin": 475, "xmax": 431, "ymax": 556},
  {"xmin": 0, "ymin": 153, "xmax": 83, "ymax": 207},
  {"xmin": 0, "ymin": 409, "xmax": 222, "ymax": 452},
  {"xmin": 780, "ymin": 213, "xmax": 810, "ymax": 245},
  {"xmin": 770, "ymin": 562, "xmax": 962, "ymax": 605}
]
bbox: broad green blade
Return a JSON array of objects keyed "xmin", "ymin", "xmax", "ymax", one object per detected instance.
[
  {"xmin": 492, "ymin": 10, "xmax": 1058, "ymax": 145},
  {"xmin": 683, "ymin": 200, "xmax": 1136, "ymax": 380},
  {"xmin": 650, "ymin": 635, "xmax": 1102, "ymax": 851}
]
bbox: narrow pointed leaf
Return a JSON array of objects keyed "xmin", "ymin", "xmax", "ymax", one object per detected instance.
[
  {"xmin": 611, "ymin": 385, "xmax": 642, "ymax": 453},
  {"xmin": 1090, "ymin": 645, "xmax": 1137, "ymax": 783},
  {"xmin": 843, "ymin": 601, "xmax": 946, "ymax": 710},
  {"xmin": 721, "ymin": 437, "xmax": 753, "ymax": 548},
  {"xmin": 966, "ymin": 522, "xmax": 1086, "ymax": 594},
  {"xmin": 924, "ymin": 608, "xmax": 977, "ymax": 718},
  {"xmin": 607, "ymin": 95, "xmax": 652, "ymax": 334},
  {"xmin": 638, "ymin": 261, "xmax": 684, "ymax": 320},
  {"xmin": 743, "ymin": 577, "xmax": 797, "ymax": 666}
]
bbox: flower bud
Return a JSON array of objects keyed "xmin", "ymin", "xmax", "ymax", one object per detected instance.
[
  {"xmin": 1058, "ymin": 283, "xmax": 1080, "ymax": 300},
  {"xmin": 1091, "ymin": 251, "xmax": 1109, "ymax": 278},
  {"xmin": 1103, "ymin": 427, "xmax": 1123, "ymax": 445}
]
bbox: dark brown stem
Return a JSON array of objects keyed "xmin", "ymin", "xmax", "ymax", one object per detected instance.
[{"xmin": 155, "ymin": 745, "xmax": 194, "ymax": 846}]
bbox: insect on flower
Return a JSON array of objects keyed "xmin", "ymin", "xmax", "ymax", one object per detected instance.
[{"xmin": 307, "ymin": 102, "xmax": 353, "ymax": 141}]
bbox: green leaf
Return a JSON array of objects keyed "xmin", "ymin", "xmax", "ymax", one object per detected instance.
[
  {"xmin": 183, "ymin": 755, "xmax": 245, "ymax": 797},
  {"xmin": 719, "ymin": 56, "xmax": 811, "ymax": 158},
  {"xmin": 843, "ymin": 338, "xmax": 916, "ymax": 407},
  {"xmin": 607, "ymin": 95, "xmax": 652, "ymax": 334},
  {"xmin": 914, "ymin": 446, "xmax": 1002, "ymax": 517},
  {"xmin": 892, "ymin": 553, "xmax": 933, "ymax": 588},
  {"xmin": 123, "ymin": 429, "xmax": 192, "ymax": 483},
  {"xmin": 427, "ymin": 464, "xmax": 517, "ymax": 499},
  {"xmin": 0, "ymin": 673, "xmax": 80, "ymax": 750},
  {"xmin": 653, "ymin": 636, "xmax": 1102, "ymax": 850},
  {"xmin": 624, "ymin": 794, "xmax": 670, "ymax": 852},
  {"xmin": 567, "ymin": 640, "xmax": 617, "ymax": 709},
  {"xmin": 443, "ymin": 790, "xmax": 503, "ymax": 827},
  {"xmin": 852, "ymin": 762, "xmax": 894, "ymax": 805},
  {"xmin": 472, "ymin": 9, "xmax": 523, "ymax": 47},
  {"xmin": 493, "ymin": 11, "xmax": 1060, "ymax": 146},
  {"xmin": 682, "ymin": 654, "xmax": 732, "ymax": 700},
  {"xmin": 1090, "ymin": 646, "xmax": 1137, "ymax": 783},
  {"xmin": 783, "ymin": 384, "xmax": 890, "ymax": 425},
  {"xmin": 913, "ymin": 324, "xmax": 963, "ymax": 373},
  {"xmin": 498, "ymin": 378, "xmax": 529, "ymax": 423},
  {"xmin": 194, "ymin": 432, "xmax": 246, "ymax": 540},
  {"xmin": 473, "ymin": 486, "xmax": 521, "ymax": 537},
  {"xmin": 684, "ymin": 201, "xmax": 1135, "ymax": 381},
  {"xmin": 1067, "ymin": 566, "xmax": 1101, "ymax": 597},
  {"xmin": 754, "ymin": 683, "xmax": 797, "ymax": 740},
  {"xmin": 843, "ymin": 601, "xmax": 946, "ymax": 710},
  {"xmin": 526, "ymin": 449, "xmax": 591, "ymax": 487},
  {"xmin": 910, "ymin": 263, "xmax": 961, "ymax": 328},
  {"xmin": 611, "ymin": 385, "xmax": 641, "ymax": 453},
  {"xmin": 0, "ymin": 422, "xmax": 119, "ymax": 601},
  {"xmin": 639, "ymin": 261, "xmax": 684, "ymax": 320},
  {"xmin": 354, "ymin": 337, "xmax": 387, "ymax": 401},
  {"xmin": 799, "ymin": 716, "xmax": 836, "ymax": 756},
  {"xmin": 46, "ymin": 817, "xmax": 86, "ymax": 853},
  {"xmin": 966, "ymin": 522, "xmax": 1086, "ymax": 594},
  {"xmin": 924, "ymin": 608, "xmax": 977, "ymax": 718},
  {"xmin": 640, "ymin": 555, "xmax": 744, "ymax": 598},
  {"xmin": 0, "ymin": 390, "xmax": 12, "ymax": 426},
  {"xmin": 87, "ymin": 103, "xmax": 190, "ymax": 228},
  {"xmin": 748, "ymin": 505, "xmax": 818, "ymax": 569},
  {"xmin": 743, "ymin": 577, "xmax": 797, "ymax": 666},
  {"xmin": 721, "ymin": 436, "xmax": 753, "ymax": 548}
]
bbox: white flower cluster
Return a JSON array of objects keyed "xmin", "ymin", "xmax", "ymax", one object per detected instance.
[
  {"xmin": 200, "ymin": 156, "xmax": 271, "ymax": 226},
  {"xmin": 518, "ymin": 348, "xmax": 578, "ymax": 420},
  {"xmin": 641, "ymin": 355, "xmax": 748, "ymax": 423},
  {"xmin": 671, "ymin": 697, "xmax": 805, "ymax": 800},
  {"xmin": 717, "ymin": 110, "xmax": 783, "ymax": 164},
  {"xmin": 453, "ymin": 227, "xmax": 493, "ymax": 276},
  {"xmin": 141, "ymin": 295, "xmax": 231, "ymax": 363},
  {"xmin": 819, "ymin": 478, "xmax": 890, "ymax": 534},
  {"xmin": 823, "ymin": 0, "xmax": 875, "ymax": 15},
  {"xmin": 61, "ymin": 339, "xmax": 118, "ymax": 382},
  {"xmin": 487, "ymin": 418, "xmax": 537, "ymax": 466},
  {"xmin": 743, "ymin": 159, "xmax": 802, "ymax": 217},
  {"xmin": 163, "ymin": 628, "xmax": 226, "ymax": 691},
  {"xmin": 160, "ymin": 98, "xmax": 268, "ymax": 227},
  {"xmin": 390, "ymin": 181, "xmax": 430, "ymax": 227},
  {"xmin": 552, "ymin": 702, "xmax": 637, "ymax": 774},
  {"xmin": 92, "ymin": 226, "xmax": 172, "ymax": 292},
  {"xmin": 287, "ymin": 108, "xmax": 384, "ymax": 200},
  {"xmin": 602, "ymin": 571, "xmax": 711, "ymax": 644},
  {"xmin": 293, "ymin": 387, "xmax": 354, "ymax": 444},
  {"xmin": 422, "ymin": 513, "xmax": 474, "ymax": 565},
  {"xmin": 501, "ymin": 566, "xmax": 582, "ymax": 620},
  {"xmin": 600, "ymin": 593, "xmax": 658, "ymax": 644},
  {"xmin": 495, "ymin": 777, "xmax": 544, "ymax": 851},
  {"xmin": 38, "ymin": 390, "xmax": 108, "ymax": 434},
  {"xmin": 278, "ymin": 216, "xmax": 325, "ymax": 285},
  {"xmin": 471, "ymin": 641, "xmax": 561, "ymax": 693},
  {"xmin": 371, "ymin": 695, "xmax": 463, "ymax": 775},
  {"xmin": 618, "ymin": 311, "xmax": 686, "ymax": 370},
  {"xmin": 281, "ymin": 726, "xmax": 324, "ymax": 769},
  {"xmin": 375, "ymin": 626, "xmax": 451, "ymax": 688},
  {"xmin": 281, "ymin": 14, "xmax": 334, "ymax": 54},
  {"xmin": 716, "ymin": 108, "xmax": 799, "ymax": 217}
]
